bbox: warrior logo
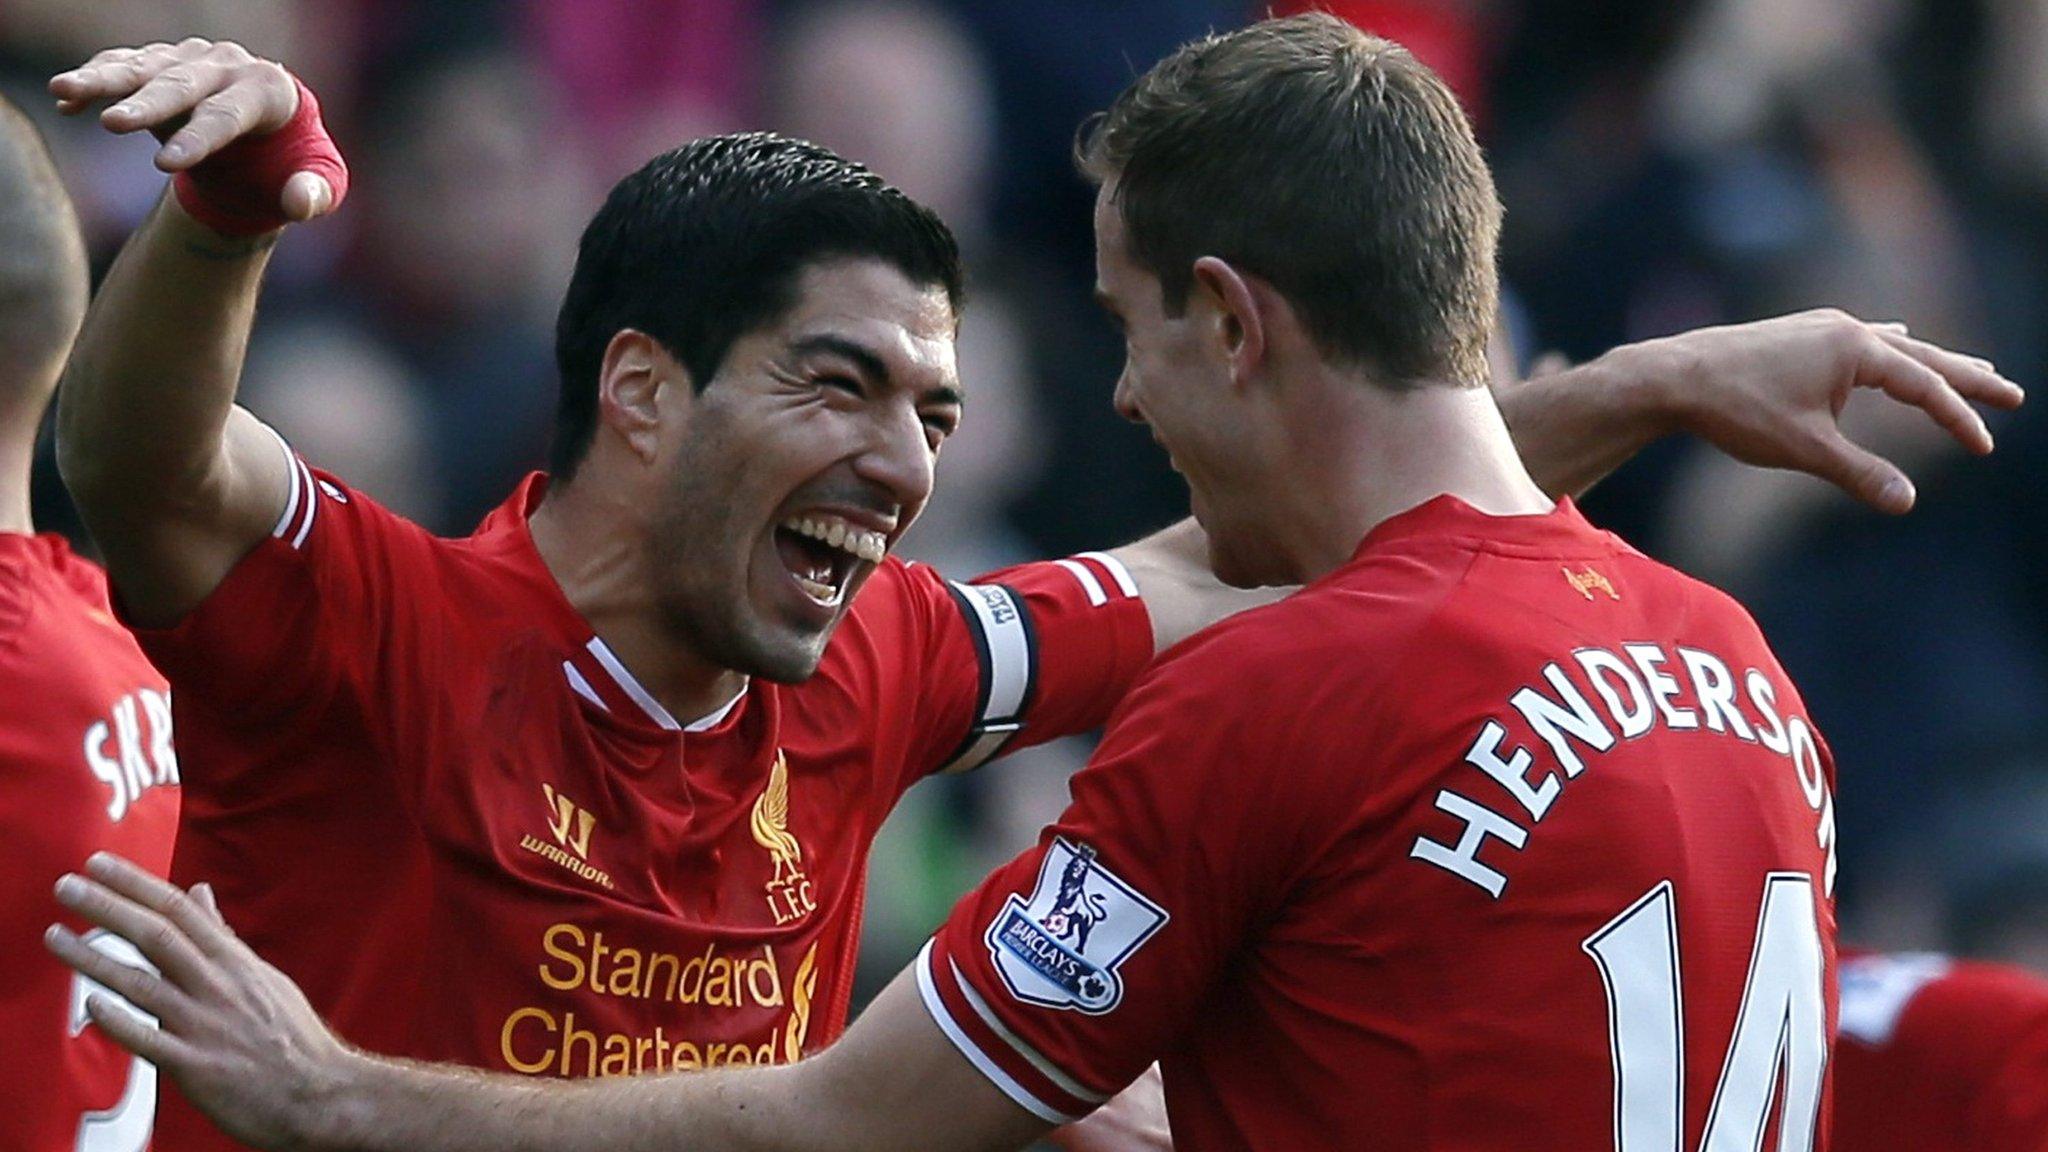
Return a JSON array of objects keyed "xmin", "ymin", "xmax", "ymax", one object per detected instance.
[
  {"xmin": 543, "ymin": 783, "xmax": 595, "ymax": 858},
  {"xmin": 986, "ymin": 838, "xmax": 1167, "ymax": 1015}
]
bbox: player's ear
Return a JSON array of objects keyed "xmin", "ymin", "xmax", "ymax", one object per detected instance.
[
  {"xmin": 1191, "ymin": 256, "xmax": 1266, "ymax": 390},
  {"xmin": 596, "ymin": 329, "xmax": 680, "ymax": 464}
]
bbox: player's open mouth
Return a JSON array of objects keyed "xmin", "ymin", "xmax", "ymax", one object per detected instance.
[{"xmin": 774, "ymin": 514, "xmax": 888, "ymax": 607}]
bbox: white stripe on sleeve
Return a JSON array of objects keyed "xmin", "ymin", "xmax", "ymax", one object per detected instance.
[
  {"xmin": 1054, "ymin": 558, "xmax": 1108, "ymax": 607},
  {"xmin": 949, "ymin": 958, "xmax": 1110, "ymax": 1105},
  {"xmin": 914, "ymin": 943, "xmax": 1081, "ymax": 1125},
  {"xmin": 288, "ymin": 457, "xmax": 318, "ymax": 549},
  {"xmin": 1074, "ymin": 551, "xmax": 1139, "ymax": 599},
  {"xmin": 266, "ymin": 424, "xmax": 302, "ymax": 540}
]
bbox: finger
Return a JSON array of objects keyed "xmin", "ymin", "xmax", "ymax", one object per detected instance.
[
  {"xmin": 86, "ymin": 991, "xmax": 196, "ymax": 1069},
  {"xmin": 1528, "ymin": 351, "xmax": 1572, "ymax": 379},
  {"xmin": 156, "ymin": 97, "xmax": 262, "ymax": 170},
  {"xmin": 84, "ymin": 852, "xmax": 241, "ymax": 957},
  {"xmin": 50, "ymin": 52, "xmax": 133, "ymax": 112},
  {"xmin": 281, "ymin": 172, "xmax": 335, "ymax": 221},
  {"xmin": 48, "ymin": 44, "xmax": 157, "ymax": 102},
  {"xmin": 1875, "ymin": 329, "xmax": 2026, "ymax": 410},
  {"xmin": 45, "ymin": 923, "xmax": 193, "ymax": 1027},
  {"xmin": 1852, "ymin": 341, "xmax": 1994, "ymax": 455},
  {"xmin": 1802, "ymin": 429, "xmax": 1917, "ymax": 514},
  {"xmin": 56, "ymin": 870, "xmax": 216, "ymax": 989},
  {"xmin": 57, "ymin": 43, "xmax": 193, "ymax": 118},
  {"xmin": 99, "ymin": 59, "xmax": 230, "ymax": 136},
  {"xmin": 191, "ymin": 882, "xmax": 223, "ymax": 921}
]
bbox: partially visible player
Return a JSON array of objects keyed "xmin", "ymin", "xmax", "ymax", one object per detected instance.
[
  {"xmin": 1834, "ymin": 951, "xmax": 2048, "ymax": 1152},
  {"xmin": 0, "ymin": 96, "xmax": 180, "ymax": 1150},
  {"xmin": 46, "ymin": 18, "xmax": 1869, "ymax": 1151}
]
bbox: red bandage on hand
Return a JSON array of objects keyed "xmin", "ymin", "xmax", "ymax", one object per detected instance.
[{"xmin": 171, "ymin": 76, "xmax": 349, "ymax": 236}]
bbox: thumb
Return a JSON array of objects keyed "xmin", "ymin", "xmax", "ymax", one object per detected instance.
[
  {"xmin": 1810, "ymin": 431, "xmax": 1916, "ymax": 514},
  {"xmin": 279, "ymin": 171, "xmax": 333, "ymax": 222}
]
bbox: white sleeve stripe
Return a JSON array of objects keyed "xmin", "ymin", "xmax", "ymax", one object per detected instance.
[
  {"xmin": 288, "ymin": 457, "xmax": 318, "ymax": 549},
  {"xmin": 1075, "ymin": 552, "xmax": 1139, "ymax": 599},
  {"xmin": 948, "ymin": 957, "xmax": 1110, "ymax": 1104},
  {"xmin": 915, "ymin": 943, "xmax": 1081, "ymax": 1125},
  {"xmin": 1055, "ymin": 559, "xmax": 1108, "ymax": 607},
  {"xmin": 950, "ymin": 582, "xmax": 1032, "ymax": 722},
  {"xmin": 267, "ymin": 425, "xmax": 302, "ymax": 539},
  {"xmin": 562, "ymin": 662, "xmax": 608, "ymax": 711}
]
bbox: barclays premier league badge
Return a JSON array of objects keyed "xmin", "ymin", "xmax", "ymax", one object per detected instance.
[{"xmin": 985, "ymin": 838, "xmax": 1168, "ymax": 1015}]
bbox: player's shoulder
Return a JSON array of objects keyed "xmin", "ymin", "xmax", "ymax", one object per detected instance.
[
  {"xmin": 0, "ymin": 533, "xmax": 109, "ymax": 639},
  {"xmin": 1135, "ymin": 574, "xmax": 1443, "ymax": 727}
]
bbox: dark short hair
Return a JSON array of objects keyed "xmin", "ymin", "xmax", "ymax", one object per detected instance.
[
  {"xmin": 550, "ymin": 132, "xmax": 964, "ymax": 479},
  {"xmin": 1077, "ymin": 13, "xmax": 1501, "ymax": 387},
  {"xmin": 0, "ymin": 96, "xmax": 87, "ymax": 396}
]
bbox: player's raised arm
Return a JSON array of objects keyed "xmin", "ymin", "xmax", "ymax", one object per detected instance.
[
  {"xmin": 47, "ymin": 854, "xmax": 1051, "ymax": 1152},
  {"xmin": 1496, "ymin": 309, "xmax": 2024, "ymax": 510},
  {"xmin": 49, "ymin": 39, "xmax": 346, "ymax": 625}
]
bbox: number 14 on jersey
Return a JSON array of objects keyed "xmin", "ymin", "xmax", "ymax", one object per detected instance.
[{"xmin": 1584, "ymin": 875, "xmax": 1829, "ymax": 1152}]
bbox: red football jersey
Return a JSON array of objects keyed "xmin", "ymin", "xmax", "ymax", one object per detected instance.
[
  {"xmin": 137, "ymin": 446, "xmax": 1151, "ymax": 1150},
  {"xmin": 0, "ymin": 533, "xmax": 179, "ymax": 1152},
  {"xmin": 1834, "ymin": 952, "xmax": 2048, "ymax": 1152},
  {"xmin": 924, "ymin": 496, "xmax": 1841, "ymax": 1151}
]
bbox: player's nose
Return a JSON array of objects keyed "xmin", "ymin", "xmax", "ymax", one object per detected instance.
[
  {"xmin": 1113, "ymin": 368, "xmax": 1145, "ymax": 426},
  {"xmin": 853, "ymin": 407, "xmax": 935, "ymax": 510}
]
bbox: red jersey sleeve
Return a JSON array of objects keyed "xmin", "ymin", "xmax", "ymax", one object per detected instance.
[
  {"xmin": 124, "ymin": 431, "xmax": 440, "ymax": 785},
  {"xmin": 866, "ymin": 552, "xmax": 1153, "ymax": 788},
  {"xmin": 1835, "ymin": 953, "xmax": 2048, "ymax": 1152},
  {"xmin": 916, "ymin": 629, "xmax": 1298, "ymax": 1122}
]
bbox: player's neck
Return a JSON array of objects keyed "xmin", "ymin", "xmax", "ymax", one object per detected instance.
[
  {"xmin": 0, "ymin": 436, "xmax": 35, "ymax": 535},
  {"xmin": 527, "ymin": 481, "xmax": 750, "ymax": 724},
  {"xmin": 1279, "ymin": 380, "xmax": 1551, "ymax": 581}
]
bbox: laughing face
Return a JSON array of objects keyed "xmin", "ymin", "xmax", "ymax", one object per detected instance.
[{"xmin": 648, "ymin": 258, "xmax": 961, "ymax": 682}]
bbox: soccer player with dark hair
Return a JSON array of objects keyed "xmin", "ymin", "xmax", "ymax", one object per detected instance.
[
  {"xmin": 45, "ymin": 15, "xmax": 2025, "ymax": 1152},
  {"xmin": 0, "ymin": 96, "xmax": 181, "ymax": 1148}
]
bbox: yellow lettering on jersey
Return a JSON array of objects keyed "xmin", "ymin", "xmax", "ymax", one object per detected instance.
[
  {"xmin": 503, "ymin": 941, "xmax": 826, "ymax": 1078},
  {"xmin": 499, "ymin": 1007, "xmax": 795, "ymax": 1078}
]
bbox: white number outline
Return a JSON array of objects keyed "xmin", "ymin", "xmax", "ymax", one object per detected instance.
[
  {"xmin": 1584, "ymin": 874, "xmax": 1828, "ymax": 1152},
  {"xmin": 67, "ymin": 928, "xmax": 159, "ymax": 1152}
]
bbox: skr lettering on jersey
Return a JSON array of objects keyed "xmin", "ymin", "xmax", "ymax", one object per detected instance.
[
  {"xmin": 1410, "ymin": 643, "xmax": 1837, "ymax": 899},
  {"xmin": 81, "ymin": 688, "xmax": 178, "ymax": 821}
]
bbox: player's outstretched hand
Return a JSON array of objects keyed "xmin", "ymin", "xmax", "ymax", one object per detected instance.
[
  {"xmin": 1616, "ymin": 310, "xmax": 2025, "ymax": 514},
  {"xmin": 48, "ymin": 38, "xmax": 341, "ymax": 225},
  {"xmin": 46, "ymin": 853, "xmax": 352, "ymax": 1151}
]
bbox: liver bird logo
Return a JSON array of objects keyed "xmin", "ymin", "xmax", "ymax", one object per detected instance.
[
  {"xmin": 752, "ymin": 752, "xmax": 816, "ymax": 924},
  {"xmin": 751, "ymin": 752, "xmax": 804, "ymax": 883}
]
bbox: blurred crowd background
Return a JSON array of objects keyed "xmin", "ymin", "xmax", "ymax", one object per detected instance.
[{"xmin": 5, "ymin": 0, "xmax": 2047, "ymax": 998}]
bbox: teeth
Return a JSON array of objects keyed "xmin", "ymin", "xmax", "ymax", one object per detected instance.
[
  {"xmin": 793, "ymin": 574, "xmax": 842, "ymax": 605},
  {"xmin": 780, "ymin": 515, "xmax": 888, "ymax": 564}
]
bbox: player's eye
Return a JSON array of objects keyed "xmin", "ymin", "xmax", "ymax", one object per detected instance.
[{"xmin": 818, "ymin": 374, "xmax": 864, "ymax": 397}]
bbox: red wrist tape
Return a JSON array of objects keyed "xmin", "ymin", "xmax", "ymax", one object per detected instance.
[{"xmin": 172, "ymin": 76, "xmax": 350, "ymax": 236}]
